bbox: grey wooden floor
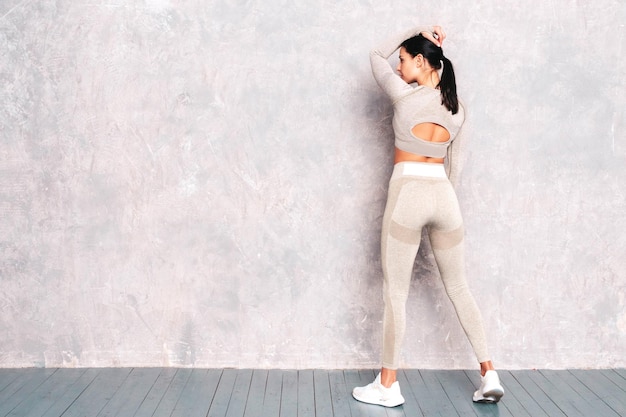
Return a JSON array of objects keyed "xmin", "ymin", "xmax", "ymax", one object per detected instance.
[{"xmin": 0, "ymin": 368, "xmax": 624, "ymax": 417}]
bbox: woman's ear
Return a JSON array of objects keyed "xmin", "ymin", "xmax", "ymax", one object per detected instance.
[{"xmin": 414, "ymin": 54, "xmax": 424, "ymax": 68}]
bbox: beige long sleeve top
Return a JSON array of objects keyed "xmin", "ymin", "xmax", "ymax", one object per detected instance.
[{"xmin": 369, "ymin": 26, "xmax": 467, "ymax": 183}]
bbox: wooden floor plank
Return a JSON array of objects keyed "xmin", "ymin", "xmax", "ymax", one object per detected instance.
[
  {"xmin": 601, "ymin": 369, "xmax": 626, "ymax": 393},
  {"xmin": 530, "ymin": 369, "xmax": 595, "ymax": 417},
  {"xmin": 131, "ymin": 368, "xmax": 179, "ymax": 417},
  {"xmin": 342, "ymin": 369, "xmax": 361, "ymax": 416},
  {"xmin": 313, "ymin": 370, "xmax": 333, "ymax": 417},
  {"xmin": 39, "ymin": 369, "xmax": 101, "ymax": 417},
  {"xmin": 385, "ymin": 400, "xmax": 407, "ymax": 417},
  {"xmin": 497, "ymin": 370, "xmax": 546, "ymax": 417},
  {"xmin": 602, "ymin": 369, "xmax": 626, "ymax": 415},
  {"xmin": 243, "ymin": 369, "xmax": 268, "ymax": 417},
  {"xmin": 328, "ymin": 370, "xmax": 352, "ymax": 417},
  {"xmin": 169, "ymin": 368, "xmax": 210, "ymax": 417},
  {"xmin": 0, "ymin": 368, "xmax": 57, "ymax": 415},
  {"xmin": 297, "ymin": 370, "xmax": 315, "ymax": 417},
  {"xmin": 570, "ymin": 369, "xmax": 626, "ymax": 416},
  {"xmin": 435, "ymin": 370, "xmax": 480, "ymax": 417},
  {"xmin": 145, "ymin": 368, "xmax": 192, "ymax": 417},
  {"xmin": 613, "ymin": 368, "xmax": 626, "ymax": 380},
  {"xmin": 207, "ymin": 369, "xmax": 238, "ymax": 417},
  {"xmin": 0, "ymin": 369, "xmax": 22, "ymax": 393},
  {"xmin": 170, "ymin": 368, "xmax": 222, "ymax": 417},
  {"xmin": 5, "ymin": 369, "xmax": 86, "ymax": 417},
  {"xmin": 403, "ymin": 369, "xmax": 441, "ymax": 417},
  {"xmin": 509, "ymin": 370, "xmax": 567, "ymax": 417},
  {"xmin": 542, "ymin": 371, "xmax": 626, "ymax": 417},
  {"xmin": 419, "ymin": 369, "xmax": 460, "ymax": 417},
  {"xmin": 279, "ymin": 370, "xmax": 298, "ymax": 417},
  {"xmin": 95, "ymin": 368, "xmax": 162, "ymax": 417},
  {"xmin": 262, "ymin": 370, "xmax": 282, "ymax": 417},
  {"xmin": 60, "ymin": 368, "xmax": 132, "ymax": 417},
  {"xmin": 542, "ymin": 370, "xmax": 620, "ymax": 417},
  {"xmin": 225, "ymin": 369, "xmax": 253, "ymax": 417}
]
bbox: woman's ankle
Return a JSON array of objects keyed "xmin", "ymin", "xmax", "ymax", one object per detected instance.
[
  {"xmin": 380, "ymin": 367, "xmax": 397, "ymax": 388},
  {"xmin": 480, "ymin": 361, "xmax": 495, "ymax": 376}
]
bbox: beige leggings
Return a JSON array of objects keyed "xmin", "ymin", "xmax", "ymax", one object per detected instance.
[{"xmin": 381, "ymin": 162, "xmax": 490, "ymax": 369}]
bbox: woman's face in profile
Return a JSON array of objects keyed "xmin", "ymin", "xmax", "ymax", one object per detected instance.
[{"xmin": 396, "ymin": 47, "xmax": 417, "ymax": 83}]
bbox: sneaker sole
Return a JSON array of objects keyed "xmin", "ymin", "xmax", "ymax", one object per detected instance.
[
  {"xmin": 473, "ymin": 388, "xmax": 504, "ymax": 403},
  {"xmin": 474, "ymin": 396, "xmax": 498, "ymax": 403},
  {"xmin": 352, "ymin": 392, "xmax": 405, "ymax": 408}
]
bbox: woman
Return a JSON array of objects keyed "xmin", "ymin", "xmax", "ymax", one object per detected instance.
[{"xmin": 352, "ymin": 25, "xmax": 504, "ymax": 407}]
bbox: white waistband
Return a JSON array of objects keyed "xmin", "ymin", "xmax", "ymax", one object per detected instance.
[{"xmin": 399, "ymin": 162, "xmax": 447, "ymax": 178}]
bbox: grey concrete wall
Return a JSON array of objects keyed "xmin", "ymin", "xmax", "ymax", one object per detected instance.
[{"xmin": 1, "ymin": 0, "xmax": 624, "ymax": 369}]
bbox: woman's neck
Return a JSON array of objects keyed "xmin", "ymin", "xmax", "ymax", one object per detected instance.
[{"xmin": 417, "ymin": 70, "xmax": 440, "ymax": 89}]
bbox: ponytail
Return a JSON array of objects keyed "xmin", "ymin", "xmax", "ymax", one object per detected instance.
[
  {"xmin": 439, "ymin": 56, "xmax": 459, "ymax": 114},
  {"xmin": 401, "ymin": 34, "xmax": 460, "ymax": 115}
]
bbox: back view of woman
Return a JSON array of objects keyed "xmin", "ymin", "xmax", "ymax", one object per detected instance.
[{"xmin": 352, "ymin": 25, "xmax": 505, "ymax": 408}]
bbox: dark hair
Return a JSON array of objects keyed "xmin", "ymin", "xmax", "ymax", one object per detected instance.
[{"xmin": 400, "ymin": 34, "xmax": 459, "ymax": 114}]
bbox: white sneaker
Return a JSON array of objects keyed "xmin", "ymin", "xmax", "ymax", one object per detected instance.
[
  {"xmin": 352, "ymin": 373, "xmax": 405, "ymax": 407},
  {"xmin": 472, "ymin": 370, "xmax": 504, "ymax": 403}
]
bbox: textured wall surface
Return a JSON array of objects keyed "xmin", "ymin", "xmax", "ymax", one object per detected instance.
[{"xmin": 1, "ymin": 0, "xmax": 624, "ymax": 369}]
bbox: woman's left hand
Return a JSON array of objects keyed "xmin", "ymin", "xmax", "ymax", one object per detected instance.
[{"xmin": 422, "ymin": 26, "xmax": 446, "ymax": 47}]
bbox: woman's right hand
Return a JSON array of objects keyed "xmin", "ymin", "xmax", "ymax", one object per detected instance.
[{"xmin": 421, "ymin": 25, "xmax": 446, "ymax": 47}]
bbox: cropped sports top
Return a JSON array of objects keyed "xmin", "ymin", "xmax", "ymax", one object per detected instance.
[{"xmin": 370, "ymin": 26, "xmax": 465, "ymax": 158}]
